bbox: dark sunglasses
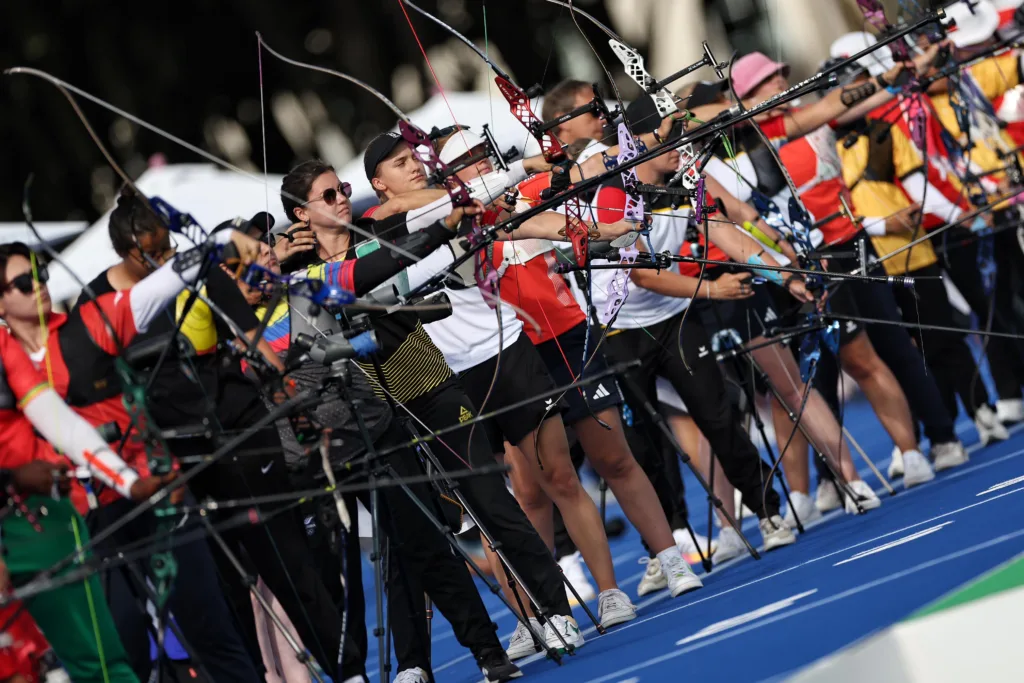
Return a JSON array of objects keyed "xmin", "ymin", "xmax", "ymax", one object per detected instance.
[
  {"xmin": 5, "ymin": 263, "xmax": 48, "ymax": 295},
  {"xmin": 308, "ymin": 182, "xmax": 352, "ymax": 207}
]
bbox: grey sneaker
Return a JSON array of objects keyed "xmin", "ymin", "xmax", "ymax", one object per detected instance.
[{"xmin": 759, "ymin": 515, "xmax": 796, "ymax": 551}]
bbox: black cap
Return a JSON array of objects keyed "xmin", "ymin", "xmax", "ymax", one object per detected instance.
[
  {"xmin": 624, "ymin": 96, "xmax": 664, "ymax": 136},
  {"xmin": 213, "ymin": 211, "xmax": 276, "ymax": 237},
  {"xmin": 363, "ymin": 132, "xmax": 405, "ymax": 182},
  {"xmin": 685, "ymin": 80, "xmax": 729, "ymax": 108}
]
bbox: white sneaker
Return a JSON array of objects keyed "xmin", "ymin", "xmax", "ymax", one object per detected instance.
[
  {"xmin": 394, "ymin": 668, "xmax": 428, "ymax": 683},
  {"xmin": 672, "ymin": 528, "xmax": 716, "ymax": 565},
  {"xmin": 902, "ymin": 450, "xmax": 935, "ymax": 488},
  {"xmin": 815, "ymin": 479, "xmax": 842, "ymax": 512},
  {"xmin": 932, "ymin": 441, "xmax": 969, "ymax": 472},
  {"xmin": 713, "ymin": 526, "xmax": 747, "ymax": 562},
  {"xmin": 636, "ymin": 557, "xmax": 667, "ymax": 597},
  {"xmin": 506, "ymin": 618, "xmax": 543, "ymax": 661},
  {"xmin": 597, "ymin": 588, "xmax": 637, "ymax": 628},
  {"xmin": 843, "ymin": 480, "xmax": 882, "ymax": 514},
  {"xmin": 782, "ymin": 491, "xmax": 821, "ymax": 529},
  {"xmin": 543, "ymin": 615, "xmax": 584, "ymax": 654},
  {"xmin": 759, "ymin": 515, "xmax": 796, "ymax": 551},
  {"xmin": 996, "ymin": 398, "xmax": 1024, "ymax": 424},
  {"xmin": 557, "ymin": 551, "xmax": 596, "ymax": 606},
  {"xmin": 975, "ymin": 405, "xmax": 1010, "ymax": 446},
  {"xmin": 659, "ymin": 551, "xmax": 704, "ymax": 597},
  {"xmin": 887, "ymin": 445, "xmax": 904, "ymax": 479}
]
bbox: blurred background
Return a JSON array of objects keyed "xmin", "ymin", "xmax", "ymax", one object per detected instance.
[{"xmin": 0, "ymin": 0, "xmax": 942, "ymax": 241}]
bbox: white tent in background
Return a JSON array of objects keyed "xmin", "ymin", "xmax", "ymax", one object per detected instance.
[
  {"xmin": 49, "ymin": 164, "xmax": 286, "ymax": 305},
  {"xmin": 49, "ymin": 91, "xmax": 595, "ymax": 304},
  {"xmin": 0, "ymin": 222, "xmax": 88, "ymax": 247}
]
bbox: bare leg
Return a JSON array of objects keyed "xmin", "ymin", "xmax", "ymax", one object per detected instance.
[
  {"xmin": 751, "ymin": 341, "xmax": 862, "ymax": 481},
  {"xmin": 838, "ymin": 332, "xmax": 919, "ymax": 454},
  {"xmin": 574, "ymin": 407, "xmax": 675, "ymax": 554},
  {"xmin": 664, "ymin": 410, "xmax": 734, "ymax": 525},
  {"xmin": 515, "ymin": 415, "xmax": 617, "ymax": 593},
  {"xmin": 504, "ymin": 443, "xmax": 555, "ymax": 547},
  {"xmin": 481, "ymin": 537, "xmax": 537, "ymax": 620},
  {"xmin": 770, "ymin": 398, "xmax": 812, "ymax": 494}
]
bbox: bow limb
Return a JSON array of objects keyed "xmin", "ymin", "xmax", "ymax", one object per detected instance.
[{"xmin": 6, "ymin": 70, "xmax": 182, "ymax": 612}]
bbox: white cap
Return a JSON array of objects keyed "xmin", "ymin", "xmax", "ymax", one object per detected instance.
[
  {"xmin": 830, "ymin": 32, "xmax": 894, "ymax": 77},
  {"xmin": 946, "ymin": 0, "xmax": 1000, "ymax": 47},
  {"xmin": 439, "ymin": 129, "xmax": 487, "ymax": 164}
]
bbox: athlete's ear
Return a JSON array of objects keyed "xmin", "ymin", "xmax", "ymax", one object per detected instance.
[
  {"xmin": 371, "ymin": 176, "xmax": 387, "ymax": 194},
  {"xmin": 293, "ymin": 206, "xmax": 309, "ymax": 225}
]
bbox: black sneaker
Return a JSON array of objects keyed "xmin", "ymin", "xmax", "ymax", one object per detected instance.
[{"xmin": 477, "ymin": 649, "xmax": 523, "ymax": 682}]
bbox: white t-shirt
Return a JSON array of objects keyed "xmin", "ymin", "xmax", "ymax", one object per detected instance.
[
  {"xmin": 406, "ymin": 247, "xmax": 522, "ymax": 374},
  {"xmin": 588, "ymin": 199, "xmax": 690, "ymax": 330}
]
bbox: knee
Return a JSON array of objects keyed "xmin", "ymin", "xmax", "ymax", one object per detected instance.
[
  {"xmin": 544, "ymin": 462, "xmax": 584, "ymax": 502},
  {"xmin": 594, "ymin": 449, "xmax": 637, "ymax": 482},
  {"xmin": 842, "ymin": 336, "xmax": 883, "ymax": 382},
  {"xmin": 513, "ymin": 476, "xmax": 547, "ymax": 512}
]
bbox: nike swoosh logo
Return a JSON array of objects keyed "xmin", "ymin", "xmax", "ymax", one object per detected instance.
[{"xmin": 261, "ymin": 462, "xmax": 273, "ymax": 474}]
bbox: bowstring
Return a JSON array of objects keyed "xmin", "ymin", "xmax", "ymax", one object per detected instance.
[
  {"xmin": 22, "ymin": 250, "xmax": 112, "ymax": 683},
  {"xmin": 396, "ymin": 0, "xmax": 507, "ymax": 472}
]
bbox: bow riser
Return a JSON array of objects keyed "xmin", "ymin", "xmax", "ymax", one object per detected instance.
[
  {"xmin": 600, "ymin": 244, "xmax": 638, "ymax": 324},
  {"xmin": 494, "ymin": 76, "xmax": 566, "ymax": 163},
  {"xmin": 616, "ymin": 123, "xmax": 646, "ymax": 224},
  {"xmin": 608, "ymin": 40, "xmax": 678, "ymax": 118}
]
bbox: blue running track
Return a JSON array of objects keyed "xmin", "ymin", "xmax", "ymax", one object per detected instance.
[{"xmin": 359, "ymin": 390, "xmax": 1024, "ymax": 682}]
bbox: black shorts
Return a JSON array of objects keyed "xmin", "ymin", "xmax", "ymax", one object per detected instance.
[
  {"xmin": 819, "ymin": 236, "xmax": 869, "ymax": 345},
  {"xmin": 690, "ymin": 267, "xmax": 783, "ymax": 348},
  {"xmin": 535, "ymin": 321, "xmax": 623, "ymax": 425},
  {"xmin": 457, "ymin": 333, "xmax": 568, "ymax": 449}
]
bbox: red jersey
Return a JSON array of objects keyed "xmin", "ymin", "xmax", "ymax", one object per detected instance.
[
  {"xmin": 490, "ymin": 173, "xmax": 587, "ymax": 344},
  {"xmin": 0, "ymin": 602, "xmax": 48, "ymax": 683},
  {"xmin": 0, "ymin": 329, "xmax": 62, "ymax": 469},
  {"xmin": 37, "ymin": 291, "xmax": 153, "ymax": 506},
  {"xmin": 362, "ymin": 205, "xmax": 381, "ymax": 219},
  {"xmin": 761, "ymin": 115, "xmax": 861, "ymax": 245}
]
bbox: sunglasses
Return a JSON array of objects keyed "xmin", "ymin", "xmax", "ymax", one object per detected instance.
[
  {"xmin": 307, "ymin": 182, "xmax": 352, "ymax": 207},
  {"xmin": 5, "ymin": 263, "xmax": 48, "ymax": 295}
]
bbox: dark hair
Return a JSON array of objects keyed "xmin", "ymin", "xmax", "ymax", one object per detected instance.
[
  {"xmin": 108, "ymin": 186, "xmax": 166, "ymax": 257},
  {"xmin": 541, "ymin": 80, "xmax": 592, "ymax": 123},
  {"xmin": 0, "ymin": 242, "xmax": 37, "ymax": 291},
  {"xmin": 282, "ymin": 160, "xmax": 335, "ymax": 223}
]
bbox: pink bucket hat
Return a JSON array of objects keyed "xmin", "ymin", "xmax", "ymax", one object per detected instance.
[{"xmin": 731, "ymin": 52, "xmax": 791, "ymax": 99}]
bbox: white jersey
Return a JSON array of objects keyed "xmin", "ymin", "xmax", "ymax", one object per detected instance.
[
  {"xmin": 406, "ymin": 248, "xmax": 522, "ymax": 374},
  {"xmin": 588, "ymin": 190, "xmax": 691, "ymax": 329}
]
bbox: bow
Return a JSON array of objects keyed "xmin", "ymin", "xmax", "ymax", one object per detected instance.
[{"xmin": 399, "ymin": 0, "xmax": 594, "ymax": 270}]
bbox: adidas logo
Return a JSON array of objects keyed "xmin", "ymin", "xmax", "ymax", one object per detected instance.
[
  {"xmin": 458, "ymin": 406, "xmax": 473, "ymax": 423},
  {"xmin": 592, "ymin": 383, "xmax": 611, "ymax": 400},
  {"xmin": 545, "ymin": 398, "xmax": 554, "ymax": 407},
  {"xmin": 764, "ymin": 307, "xmax": 778, "ymax": 323},
  {"xmin": 698, "ymin": 345, "xmax": 709, "ymax": 358}
]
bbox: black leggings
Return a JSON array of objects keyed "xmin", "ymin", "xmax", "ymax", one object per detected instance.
[
  {"xmin": 891, "ymin": 261, "xmax": 990, "ymax": 419},
  {"xmin": 405, "ymin": 381, "xmax": 572, "ymax": 619},
  {"xmin": 173, "ymin": 414, "xmax": 351, "ymax": 679},
  {"xmin": 938, "ymin": 226, "xmax": 1024, "ymax": 402},
  {"xmin": 87, "ymin": 496, "xmax": 260, "ymax": 683},
  {"xmin": 824, "ymin": 234, "xmax": 957, "ymax": 445},
  {"xmin": 604, "ymin": 311, "xmax": 781, "ymax": 519}
]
